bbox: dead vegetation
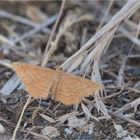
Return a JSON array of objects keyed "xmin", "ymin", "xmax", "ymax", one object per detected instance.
[{"xmin": 0, "ymin": 0, "xmax": 140, "ymax": 140}]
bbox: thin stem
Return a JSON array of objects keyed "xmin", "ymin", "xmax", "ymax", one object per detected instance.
[{"xmin": 11, "ymin": 96, "xmax": 32, "ymax": 140}]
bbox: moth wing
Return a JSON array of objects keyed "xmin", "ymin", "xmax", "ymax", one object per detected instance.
[
  {"xmin": 12, "ymin": 62, "xmax": 54, "ymax": 99},
  {"xmin": 55, "ymin": 72, "xmax": 103, "ymax": 105}
]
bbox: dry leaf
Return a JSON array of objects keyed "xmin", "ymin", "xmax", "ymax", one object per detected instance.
[
  {"xmin": 12, "ymin": 62, "xmax": 103, "ymax": 105},
  {"xmin": 56, "ymin": 112, "xmax": 79, "ymax": 124},
  {"xmin": 41, "ymin": 126, "xmax": 60, "ymax": 138},
  {"xmin": 39, "ymin": 113, "xmax": 55, "ymax": 123},
  {"xmin": 68, "ymin": 116, "xmax": 87, "ymax": 129}
]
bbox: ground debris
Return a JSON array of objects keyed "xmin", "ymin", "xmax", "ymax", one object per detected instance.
[
  {"xmin": 41, "ymin": 126, "xmax": 60, "ymax": 138},
  {"xmin": 68, "ymin": 116, "xmax": 87, "ymax": 129}
]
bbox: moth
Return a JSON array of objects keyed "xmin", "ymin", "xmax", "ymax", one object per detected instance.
[{"xmin": 12, "ymin": 62, "xmax": 103, "ymax": 105}]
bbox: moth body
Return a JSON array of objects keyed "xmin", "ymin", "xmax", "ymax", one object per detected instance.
[{"xmin": 50, "ymin": 68, "xmax": 64, "ymax": 100}]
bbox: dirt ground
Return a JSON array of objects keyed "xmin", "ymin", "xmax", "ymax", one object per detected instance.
[{"xmin": 0, "ymin": 1, "xmax": 140, "ymax": 140}]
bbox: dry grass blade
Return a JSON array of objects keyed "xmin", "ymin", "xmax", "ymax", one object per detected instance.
[
  {"xmin": 13, "ymin": 14, "xmax": 57, "ymax": 43},
  {"xmin": 11, "ymin": 96, "xmax": 32, "ymax": 140},
  {"xmin": 94, "ymin": 1, "xmax": 140, "ymax": 50},
  {"xmin": 120, "ymin": 28, "xmax": 140, "ymax": 49},
  {"xmin": 115, "ymin": 97, "xmax": 140, "ymax": 114},
  {"xmin": 41, "ymin": 0, "xmax": 66, "ymax": 67},
  {"xmin": 67, "ymin": 56, "xmax": 83, "ymax": 73},
  {"xmin": 0, "ymin": 35, "xmax": 34, "ymax": 58},
  {"xmin": 97, "ymin": 0, "xmax": 114, "ymax": 30},
  {"xmin": 117, "ymin": 56, "xmax": 127, "ymax": 87},
  {"xmin": 62, "ymin": 0, "xmax": 140, "ymax": 69},
  {"xmin": 109, "ymin": 110, "xmax": 140, "ymax": 127},
  {"xmin": 0, "ymin": 9, "xmax": 38, "ymax": 27},
  {"xmin": 81, "ymin": 102, "xmax": 98, "ymax": 121},
  {"xmin": 117, "ymin": 20, "xmax": 140, "ymax": 86}
]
